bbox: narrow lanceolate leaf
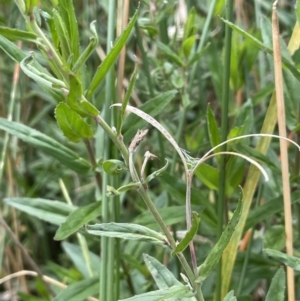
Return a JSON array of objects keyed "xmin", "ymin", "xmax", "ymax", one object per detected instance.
[
  {"xmin": 55, "ymin": 202, "xmax": 102, "ymax": 240},
  {"xmin": 58, "ymin": 0, "xmax": 80, "ymax": 62},
  {"xmin": 265, "ymin": 268, "xmax": 286, "ymax": 301},
  {"xmin": 53, "ymin": 276, "xmax": 98, "ymax": 301},
  {"xmin": 52, "ymin": 9, "xmax": 72, "ymax": 60},
  {"xmin": 264, "ymin": 249, "xmax": 300, "ymax": 271},
  {"xmin": 55, "ymin": 102, "xmax": 94, "ymax": 142},
  {"xmin": 20, "ymin": 54, "xmax": 66, "ymax": 91},
  {"xmin": 143, "ymin": 254, "xmax": 181, "ymax": 289},
  {"xmin": 0, "ymin": 118, "xmax": 91, "ymax": 173},
  {"xmin": 119, "ymin": 285, "xmax": 195, "ymax": 301},
  {"xmin": 196, "ymin": 192, "xmax": 243, "ymax": 283},
  {"xmin": 0, "ymin": 26, "xmax": 37, "ymax": 42},
  {"xmin": 221, "ymin": 18, "xmax": 300, "ymax": 81},
  {"xmin": 86, "ymin": 223, "xmax": 168, "ymax": 247},
  {"xmin": 172, "ymin": 212, "xmax": 200, "ymax": 256},
  {"xmin": 85, "ymin": 7, "xmax": 139, "ymax": 100},
  {"xmin": 4, "ymin": 198, "xmax": 75, "ymax": 225}
]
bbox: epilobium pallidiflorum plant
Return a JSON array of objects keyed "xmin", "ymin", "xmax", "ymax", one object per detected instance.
[{"xmin": 1, "ymin": 1, "xmax": 300, "ymax": 301}]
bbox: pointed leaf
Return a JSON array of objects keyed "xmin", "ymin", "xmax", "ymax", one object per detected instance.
[
  {"xmin": 264, "ymin": 249, "xmax": 300, "ymax": 271},
  {"xmin": 0, "ymin": 26, "xmax": 37, "ymax": 42},
  {"xmin": 119, "ymin": 285, "xmax": 195, "ymax": 301},
  {"xmin": 55, "ymin": 102, "xmax": 94, "ymax": 142},
  {"xmin": 172, "ymin": 212, "xmax": 200, "ymax": 256},
  {"xmin": 196, "ymin": 192, "xmax": 243, "ymax": 283},
  {"xmin": 265, "ymin": 268, "xmax": 286, "ymax": 301},
  {"xmin": 86, "ymin": 7, "xmax": 139, "ymax": 99},
  {"xmin": 143, "ymin": 254, "xmax": 181, "ymax": 289},
  {"xmin": 52, "ymin": 9, "xmax": 71, "ymax": 60},
  {"xmin": 55, "ymin": 202, "xmax": 102, "ymax": 240},
  {"xmin": 86, "ymin": 223, "xmax": 168, "ymax": 247},
  {"xmin": 4, "ymin": 198, "xmax": 75, "ymax": 225},
  {"xmin": 0, "ymin": 118, "xmax": 91, "ymax": 173},
  {"xmin": 58, "ymin": 0, "xmax": 80, "ymax": 62},
  {"xmin": 53, "ymin": 276, "xmax": 98, "ymax": 301}
]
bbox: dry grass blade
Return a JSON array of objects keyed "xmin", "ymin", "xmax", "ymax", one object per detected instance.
[{"xmin": 272, "ymin": 2, "xmax": 295, "ymax": 300}]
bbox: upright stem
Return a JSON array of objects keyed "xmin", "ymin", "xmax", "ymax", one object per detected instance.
[
  {"xmin": 216, "ymin": 0, "xmax": 234, "ymax": 300},
  {"xmin": 100, "ymin": 1, "xmax": 116, "ymax": 300}
]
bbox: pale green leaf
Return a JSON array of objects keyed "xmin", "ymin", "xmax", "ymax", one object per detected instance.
[
  {"xmin": 0, "ymin": 118, "xmax": 91, "ymax": 173},
  {"xmin": 85, "ymin": 7, "xmax": 139, "ymax": 99},
  {"xmin": 143, "ymin": 254, "xmax": 181, "ymax": 289},
  {"xmin": 4, "ymin": 198, "xmax": 75, "ymax": 225},
  {"xmin": 119, "ymin": 285, "xmax": 195, "ymax": 301},
  {"xmin": 86, "ymin": 223, "xmax": 168, "ymax": 247},
  {"xmin": 53, "ymin": 276, "xmax": 98, "ymax": 301},
  {"xmin": 264, "ymin": 249, "xmax": 300, "ymax": 271},
  {"xmin": 55, "ymin": 202, "xmax": 102, "ymax": 240},
  {"xmin": 265, "ymin": 268, "xmax": 286, "ymax": 301},
  {"xmin": 0, "ymin": 26, "xmax": 37, "ymax": 42},
  {"xmin": 172, "ymin": 212, "xmax": 200, "ymax": 256}
]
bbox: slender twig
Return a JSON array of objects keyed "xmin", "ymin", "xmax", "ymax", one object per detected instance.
[
  {"xmin": 272, "ymin": 3, "xmax": 295, "ymax": 300},
  {"xmin": 0, "ymin": 214, "xmax": 55, "ymax": 296}
]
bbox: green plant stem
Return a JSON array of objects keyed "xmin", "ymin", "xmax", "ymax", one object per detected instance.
[
  {"xmin": 102, "ymin": 2, "xmax": 116, "ymax": 300},
  {"xmin": 94, "ymin": 115, "xmax": 203, "ymax": 298},
  {"xmin": 26, "ymin": 18, "xmax": 68, "ymax": 82},
  {"xmin": 216, "ymin": 0, "xmax": 234, "ymax": 300}
]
